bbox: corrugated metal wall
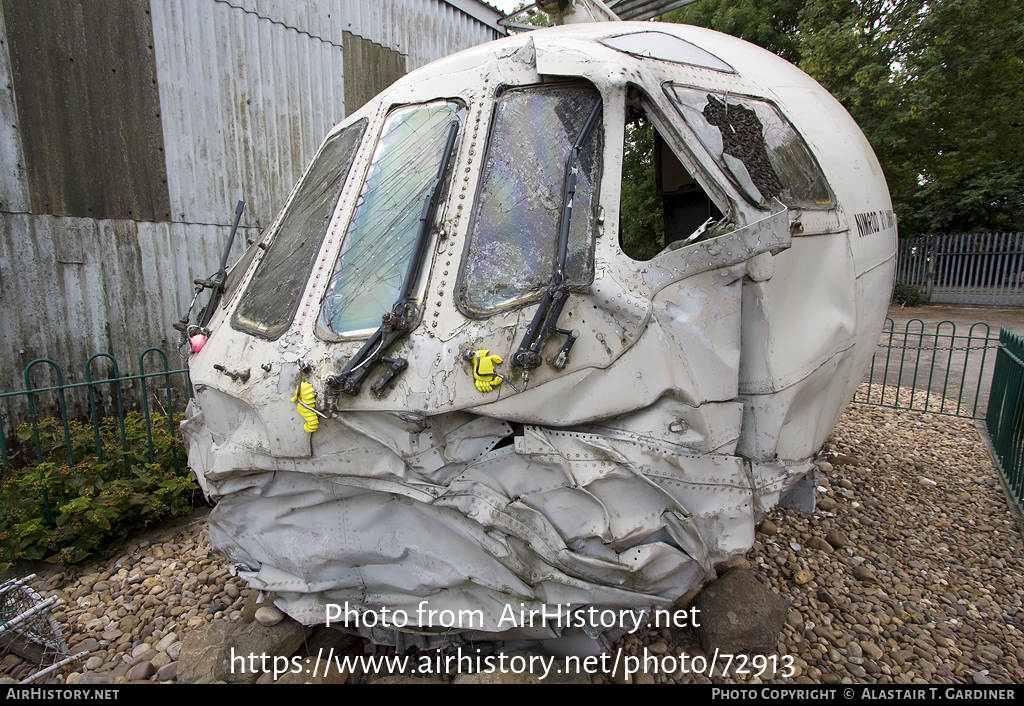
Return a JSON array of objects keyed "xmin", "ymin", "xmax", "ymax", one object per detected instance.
[
  {"xmin": 220, "ymin": 0, "xmax": 500, "ymax": 73},
  {"xmin": 151, "ymin": 0, "xmax": 349, "ymax": 230},
  {"xmin": 0, "ymin": 0, "xmax": 499, "ymax": 409},
  {"xmin": 0, "ymin": 1, "xmax": 29, "ymax": 216},
  {"xmin": 3, "ymin": 0, "xmax": 170, "ymax": 222},
  {"xmin": 342, "ymin": 30, "xmax": 407, "ymax": 115}
]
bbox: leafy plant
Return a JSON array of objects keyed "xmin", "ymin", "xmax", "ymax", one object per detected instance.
[
  {"xmin": 0, "ymin": 413, "xmax": 199, "ymax": 569},
  {"xmin": 892, "ymin": 281, "xmax": 923, "ymax": 307}
]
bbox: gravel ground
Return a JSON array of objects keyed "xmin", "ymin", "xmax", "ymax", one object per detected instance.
[{"xmin": 2, "ymin": 393, "xmax": 1021, "ymax": 685}]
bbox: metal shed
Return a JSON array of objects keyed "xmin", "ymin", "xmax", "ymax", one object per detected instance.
[{"xmin": 0, "ymin": 0, "xmax": 502, "ymax": 408}]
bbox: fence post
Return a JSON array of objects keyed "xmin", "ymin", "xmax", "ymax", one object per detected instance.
[
  {"xmin": 925, "ymin": 242, "xmax": 935, "ymax": 303},
  {"xmin": 0, "ymin": 413, "xmax": 8, "ymax": 470},
  {"xmin": 23, "ymin": 359, "xmax": 74, "ymax": 527},
  {"xmin": 85, "ymin": 353, "xmax": 130, "ymax": 478},
  {"xmin": 138, "ymin": 348, "xmax": 180, "ymax": 473}
]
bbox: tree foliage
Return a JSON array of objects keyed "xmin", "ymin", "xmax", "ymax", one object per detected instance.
[
  {"xmin": 895, "ymin": 0, "xmax": 1024, "ymax": 233},
  {"xmin": 619, "ymin": 118, "xmax": 665, "ymax": 260},
  {"xmin": 665, "ymin": 0, "xmax": 804, "ymax": 64},
  {"xmin": 663, "ymin": 0, "xmax": 1024, "ymax": 235}
]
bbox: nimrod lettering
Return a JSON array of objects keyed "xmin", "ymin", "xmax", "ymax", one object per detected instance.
[{"xmin": 854, "ymin": 209, "xmax": 896, "ymax": 237}]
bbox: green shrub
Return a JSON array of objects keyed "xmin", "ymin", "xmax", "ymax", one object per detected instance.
[
  {"xmin": 0, "ymin": 412, "xmax": 199, "ymax": 569},
  {"xmin": 892, "ymin": 281, "xmax": 924, "ymax": 307}
]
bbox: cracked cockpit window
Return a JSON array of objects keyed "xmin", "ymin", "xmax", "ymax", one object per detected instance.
[
  {"xmin": 458, "ymin": 82, "xmax": 602, "ymax": 315},
  {"xmin": 665, "ymin": 85, "xmax": 833, "ymax": 209},
  {"xmin": 233, "ymin": 120, "xmax": 366, "ymax": 339},
  {"xmin": 316, "ymin": 101, "xmax": 464, "ymax": 339}
]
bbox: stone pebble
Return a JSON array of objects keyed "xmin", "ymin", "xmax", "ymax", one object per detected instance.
[
  {"xmin": 598, "ymin": 402, "xmax": 1024, "ymax": 686},
  {"xmin": 4, "ymin": 394, "xmax": 1023, "ymax": 685},
  {"xmin": 0, "ymin": 512, "xmax": 251, "ymax": 685}
]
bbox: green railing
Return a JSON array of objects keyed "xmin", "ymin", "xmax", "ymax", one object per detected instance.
[
  {"xmin": 854, "ymin": 318, "xmax": 1001, "ymax": 419},
  {"xmin": 985, "ymin": 328, "xmax": 1024, "ymax": 514},
  {"xmin": 0, "ymin": 350, "xmax": 194, "ymax": 564},
  {"xmin": 0, "ymin": 348, "xmax": 190, "ymax": 478}
]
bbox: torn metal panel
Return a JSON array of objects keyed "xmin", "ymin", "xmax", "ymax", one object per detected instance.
[{"xmin": 182, "ymin": 21, "xmax": 896, "ymax": 647}]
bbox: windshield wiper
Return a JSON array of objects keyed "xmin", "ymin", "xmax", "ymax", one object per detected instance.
[
  {"xmin": 511, "ymin": 100, "xmax": 602, "ymax": 381},
  {"xmin": 328, "ymin": 120, "xmax": 460, "ymax": 397},
  {"xmin": 174, "ymin": 200, "xmax": 245, "ymax": 340}
]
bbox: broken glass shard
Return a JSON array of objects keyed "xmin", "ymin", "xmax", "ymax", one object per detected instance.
[{"xmin": 666, "ymin": 85, "xmax": 833, "ymax": 209}]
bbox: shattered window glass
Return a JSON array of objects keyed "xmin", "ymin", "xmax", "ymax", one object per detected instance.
[
  {"xmin": 459, "ymin": 82, "xmax": 602, "ymax": 315},
  {"xmin": 233, "ymin": 120, "xmax": 366, "ymax": 339},
  {"xmin": 316, "ymin": 101, "xmax": 463, "ymax": 339},
  {"xmin": 665, "ymin": 85, "xmax": 833, "ymax": 209},
  {"xmin": 601, "ymin": 32, "xmax": 735, "ymax": 73}
]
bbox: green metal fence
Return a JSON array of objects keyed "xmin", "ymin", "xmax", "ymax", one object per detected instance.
[
  {"xmin": 0, "ymin": 349, "xmax": 190, "ymax": 476},
  {"xmin": 853, "ymin": 318, "xmax": 1023, "ymax": 515},
  {"xmin": 854, "ymin": 318, "xmax": 1001, "ymax": 419},
  {"xmin": 985, "ymin": 328, "xmax": 1024, "ymax": 514}
]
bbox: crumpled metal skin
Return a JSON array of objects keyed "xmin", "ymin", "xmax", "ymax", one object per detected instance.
[{"xmin": 182, "ymin": 22, "xmax": 896, "ymax": 646}]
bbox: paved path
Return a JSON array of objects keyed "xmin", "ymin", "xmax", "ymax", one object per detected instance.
[{"xmin": 885, "ymin": 304, "xmax": 1022, "ymax": 337}]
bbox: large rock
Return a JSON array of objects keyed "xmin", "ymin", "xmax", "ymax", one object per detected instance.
[
  {"xmin": 128, "ymin": 661, "xmax": 156, "ymax": 682},
  {"xmin": 226, "ymin": 617, "xmax": 311, "ymax": 681},
  {"xmin": 692, "ymin": 568, "xmax": 787, "ymax": 655},
  {"xmin": 176, "ymin": 620, "xmax": 235, "ymax": 684},
  {"xmin": 177, "ymin": 617, "xmax": 312, "ymax": 684}
]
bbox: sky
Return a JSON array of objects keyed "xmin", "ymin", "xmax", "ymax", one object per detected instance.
[{"xmin": 488, "ymin": 0, "xmax": 523, "ymax": 14}]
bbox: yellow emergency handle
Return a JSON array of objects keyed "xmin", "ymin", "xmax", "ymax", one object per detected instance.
[
  {"xmin": 292, "ymin": 382, "xmax": 319, "ymax": 433},
  {"xmin": 471, "ymin": 349, "xmax": 503, "ymax": 393}
]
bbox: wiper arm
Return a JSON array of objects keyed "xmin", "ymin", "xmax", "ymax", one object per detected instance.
[
  {"xmin": 512, "ymin": 100, "xmax": 602, "ymax": 375},
  {"xmin": 328, "ymin": 120, "xmax": 460, "ymax": 397},
  {"xmin": 174, "ymin": 200, "xmax": 245, "ymax": 338}
]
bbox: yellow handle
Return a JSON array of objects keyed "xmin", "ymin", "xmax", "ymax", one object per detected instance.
[
  {"xmin": 471, "ymin": 349, "xmax": 503, "ymax": 393},
  {"xmin": 291, "ymin": 382, "xmax": 319, "ymax": 433}
]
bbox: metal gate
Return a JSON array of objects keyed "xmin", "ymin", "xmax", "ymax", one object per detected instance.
[{"xmin": 898, "ymin": 232, "xmax": 1024, "ymax": 306}]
